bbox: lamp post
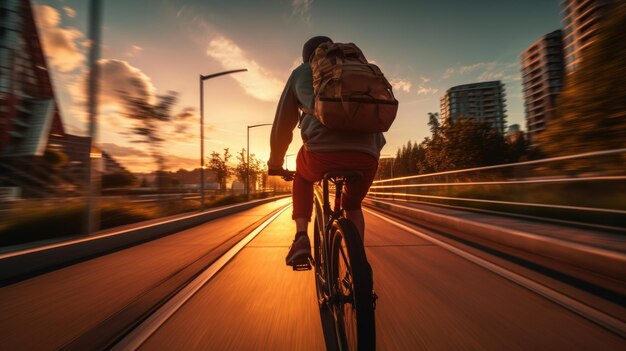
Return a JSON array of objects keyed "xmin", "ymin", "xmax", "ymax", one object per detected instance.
[
  {"xmin": 246, "ymin": 123, "xmax": 272, "ymax": 199},
  {"xmin": 84, "ymin": 0, "xmax": 102, "ymax": 235},
  {"xmin": 199, "ymin": 68, "xmax": 247, "ymax": 209}
]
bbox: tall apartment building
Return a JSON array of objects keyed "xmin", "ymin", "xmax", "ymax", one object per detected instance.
[
  {"xmin": 561, "ymin": 0, "xmax": 612, "ymax": 73},
  {"xmin": 439, "ymin": 81, "xmax": 507, "ymax": 134},
  {"xmin": 0, "ymin": 0, "xmax": 64, "ymax": 156},
  {"xmin": 520, "ymin": 30, "xmax": 564, "ymax": 143},
  {"xmin": 0, "ymin": 1, "xmax": 130, "ymax": 197}
]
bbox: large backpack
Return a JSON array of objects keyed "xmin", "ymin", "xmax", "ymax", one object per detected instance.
[{"xmin": 306, "ymin": 42, "xmax": 398, "ymax": 133}]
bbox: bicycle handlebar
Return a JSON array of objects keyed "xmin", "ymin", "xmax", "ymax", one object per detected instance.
[{"xmin": 268, "ymin": 168, "xmax": 296, "ymax": 181}]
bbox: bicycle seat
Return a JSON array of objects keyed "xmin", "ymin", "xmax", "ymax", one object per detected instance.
[{"xmin": 323, "ymin": 171, "xmax": 363, "ymax": 181}]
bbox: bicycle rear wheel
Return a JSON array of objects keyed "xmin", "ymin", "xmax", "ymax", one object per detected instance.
[{"xmin": 329, "ymin": 218, "xmax": 375, "ymax": 351}]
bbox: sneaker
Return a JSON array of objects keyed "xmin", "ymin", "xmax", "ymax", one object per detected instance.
[{"xmin": 286, "ymin": 232, "xmax": 311, "ymax": 266}]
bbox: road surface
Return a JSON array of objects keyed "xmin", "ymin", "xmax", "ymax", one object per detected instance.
[{"xmin": 0, "ymin": 199, "xmax": 624, "ymax": 350}]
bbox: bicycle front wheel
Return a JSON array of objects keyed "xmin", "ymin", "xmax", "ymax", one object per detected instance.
[{"xmin": 329, "ymin": 218, "xmax": 375, "ymax": 351}]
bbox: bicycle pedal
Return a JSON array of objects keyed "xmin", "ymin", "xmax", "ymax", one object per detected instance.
[
  {"xmin": 287, "ymin": 255, "xmax": 312, "ymax": 271},
  {"xmin": 291, "ymin": 262, "xmax": 312, "ymax": 271}
]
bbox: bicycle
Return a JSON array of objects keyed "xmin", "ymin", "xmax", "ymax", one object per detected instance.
[{"xmin": 270, "ymin": 168, "xmax": 377, "ymax": 351}]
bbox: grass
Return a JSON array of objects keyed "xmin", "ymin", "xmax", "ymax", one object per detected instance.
[{"xmin": 0, "ymin": 192, "xmax": 278, "ymax": 247}]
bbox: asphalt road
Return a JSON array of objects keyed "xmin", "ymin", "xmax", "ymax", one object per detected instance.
[
  {"xmin": 0, "ymin": 200, "xmax": 624, "ymax": 350},
  {"xmin": 138, "ymin": 208, "xmax": 625, "ymax": 350}
]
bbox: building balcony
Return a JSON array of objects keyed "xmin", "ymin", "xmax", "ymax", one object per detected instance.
[
  {"xmin": 12, "ymin": 117, "xmax": 29, "ymax": 128},
  {"xmin": 528, "ymin": 118, "xmax": 546, "ymax": 127},
  {"xmin": 522, "ymin": 54, "xmax": 542, "ymax": 67},
  {"xmin": 9, "ymin": 130, "xmax": 24, "ymax": 138},
  {"xmin": 17, "ymin": 104, "xmax": 31, "ymax": 113},
  {"xmin": 524, "ymin": 79, "xmax": 543, "ymax": 92}
]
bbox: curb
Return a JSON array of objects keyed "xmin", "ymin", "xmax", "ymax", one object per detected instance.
[
  {"xmin": 364, "ymin": 198, "xmax": 626, "ymax": 281},
  {"xmin": 0, "ymin": 196, "xmax": 289, "ymax": 283}
]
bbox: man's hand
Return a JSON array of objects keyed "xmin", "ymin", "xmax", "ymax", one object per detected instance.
[
  {"xmin": 267, "ymin": 167, "xmax": 285, "ymax": 176},
  {"xmin": 267, "ymin": 167, "xmax": 295, "ymax": 181}
]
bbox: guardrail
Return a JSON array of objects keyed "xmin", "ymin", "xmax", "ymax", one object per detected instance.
[{"xmin": 368, "ymin": 148, "xmax": 626, "ymax": 230}]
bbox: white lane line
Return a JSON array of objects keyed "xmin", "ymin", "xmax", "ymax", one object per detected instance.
[
  {"xmin": 364, "ymin": 208, "xmax": 626, "ymax": 338},
  {"xmin": 112, "ymin": 205, "xmax": 291, "ymax": 351}
]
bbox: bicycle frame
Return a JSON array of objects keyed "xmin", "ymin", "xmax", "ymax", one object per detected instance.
[
  {"xmin": 313, "ymin": 171, "xmax": 363, "ymax": 298},
  {"xmin": 313, "ymin": 171, "xmax": 376, "ymax": 350}
]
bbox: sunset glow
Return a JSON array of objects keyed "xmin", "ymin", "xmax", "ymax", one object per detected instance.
[{"xmin": 32, "ymin": 0, "xmax": 560, "ymax": 172}]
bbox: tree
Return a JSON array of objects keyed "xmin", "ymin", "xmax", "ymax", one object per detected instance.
[
  {"xmin": 102, "ymin": 172, "xmax": 137, "ymax": 188},
  {"xmin": 537, "ymin": 1, "xmax": 626, "ymax": 159},
  {"xmin": 234, "ymin": 148, "xmax": 263, "ymax": 193},
  {"xmin": 426, "ymin": 117, "xmax": 507, "ymax": 172},
  {"xmin": 208, "ymin": 148, "xmax": 232, "ymax": 192},
  {"xmin": 155, "ymin": 171, "xmax": 179, "ymax": 189},
  {"xmin": 140, "ymin": 177, "xmax": 149, "ymax": 187},
  {"xmin": 427, "ymin": 112, "xmax": 440, "ymax": 136},
  {"xmin": 387, "ymin": 112, "xmax": 523, "ymax": 179},
  {"xmin": 391, "ymin": 140, "xmax": 423, "ymax": 177},
  {"xmin": 118, "ymin": 79, "xmax": 193, "ymax": 187}
]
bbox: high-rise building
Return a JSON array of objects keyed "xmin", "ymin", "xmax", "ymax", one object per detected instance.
[
  {"xmin": 0, "ymin": 0, "xmax": 129, "ymax": 197},
  {"xmin": 561, "ymin": 0, "xmax": 612, "ymax": 73},
  {"xmin": 0, "ymin": 0, "xmax": 64, "ymax": 156},
  {"xmin": 520, "ymin": 30, "xmax": 564, "ymax": 143},
  {"xmin": 439, "ymin": 81, "xmax": 507, "ymax": 134}
]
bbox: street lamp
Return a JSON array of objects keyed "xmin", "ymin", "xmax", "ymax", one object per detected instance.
[
  {"xmin": 84, "ymin": 0, "xmax": 102, "ymax": 235},
  {"xmin": 246, "ymin": 123, "xmax": 272, "ymax": 199},
  {"xmin": 199, "ymin": 68, "xmax": 247, "ymax": 209}
]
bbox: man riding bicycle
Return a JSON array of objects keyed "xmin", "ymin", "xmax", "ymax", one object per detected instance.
[{"xmin": 268, "ymin": 36, "xmax": 386, "ymax": 267}]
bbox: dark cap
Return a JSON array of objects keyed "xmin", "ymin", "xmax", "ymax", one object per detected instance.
[{"xmin": 302, "ymin": 36, "xmax": 333, "ymax": 63}]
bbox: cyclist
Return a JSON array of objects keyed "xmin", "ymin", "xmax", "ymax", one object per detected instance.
[{"xmin": 268, "ymin": 36, "xmax": 386, "ymax": 267}]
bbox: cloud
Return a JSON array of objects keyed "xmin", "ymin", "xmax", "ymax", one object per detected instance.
[
  {"xmin": 416, "ymin": 86, "xmax": 439, "ymax": 95},
  {"xmin": 125, "ymin": 45, "xmax": 143, "ymax": 58},
  {"xmin": 67, "ymin": 59, "xmax": 200, "ymax": 145},
  {"xmin": 63, "ymin": 6, "xmax": 76, "ymax": 18},
  {"xmin": 390, "ymin": 78, "xmax": 412, "ymax": 93},
  {"xmin": 101, "ymin": 144, "xmax": 199, "ymax": 172},
  {"xmin": 477, "ymin": 71, "xmax": 505, "ymax": 81},
  {"xmin": 33, "ymin": 5, "xmax": 85, "ymax": 72},
  {"xmin": 176, "ymin": 5, "xmax": 187, "ymax": 18},
  {"xmin": 443, "ymin": 62, "xmax": 497, "ymax": 79},
  {"xmin": 69, "ymin": 59, "xmax": 156, "ymax": 108},
  {"xmin": 101, "ymin": 142, "xmax": 149, "ymax": 157},
  {"xmin": 390, "ymin": 76, "xmax": 438, "ymax": 95},
  {"xmin": 292, "ymin": 0, "xmax": 314, "ymax": 23},
  {"xmin": 206, "ymin": 36, "xmax": 284, "ymax": 102},
  {"xmin": 164, "ymin": 154, "xmax": 200, "ymax": 171},
  {"xmin": 66, "ymin": 59, "xmax": 158, "ymax": 134},
  {"xmin": 444, "ymin": 61, "xmax": 521, "ymax": 84}
]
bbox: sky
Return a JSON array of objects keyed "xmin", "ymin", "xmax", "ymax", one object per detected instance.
[{"xmin": 33, "ymin": 0, "xmax": 562, "ymax": 172}]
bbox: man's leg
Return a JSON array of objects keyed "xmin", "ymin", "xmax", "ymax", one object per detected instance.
[
  {"xmin": 346, "ymin": 210, "xmax": 365, "ymax": 242},
  {"xmin": 342, "ymin": 155, "xmax": 378, "ymax": 244},
  {"xmin": 295, "ymin": 218, "xmax": 308, "ymax": 233},
  {"xmin": 286, "ymin": 149, "xmax": 319, "ymax": 265}
]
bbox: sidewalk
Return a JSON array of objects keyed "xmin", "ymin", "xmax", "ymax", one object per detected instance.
[{"xmin": 364, "ymin": 197, "xmax": 626, "ymax": 281}]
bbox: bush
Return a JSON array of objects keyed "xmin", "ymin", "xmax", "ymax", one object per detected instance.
[{"xmin": 0, "ymin": 193, "xmax": 277, "ymax": 247}]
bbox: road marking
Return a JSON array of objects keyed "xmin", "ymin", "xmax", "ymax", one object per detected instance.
[
  {"xmin": 111, "ymin": 205, "xmax": 291, "ymax": 351},
  {"xmin": 365, "ymin": 208, "xmax": 626, "ymax": 338}
]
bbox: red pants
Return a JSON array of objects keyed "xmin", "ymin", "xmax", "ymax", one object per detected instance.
[{"xmin": 292, "ymin": 147, "xmax": 378, "ymax": 220}]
